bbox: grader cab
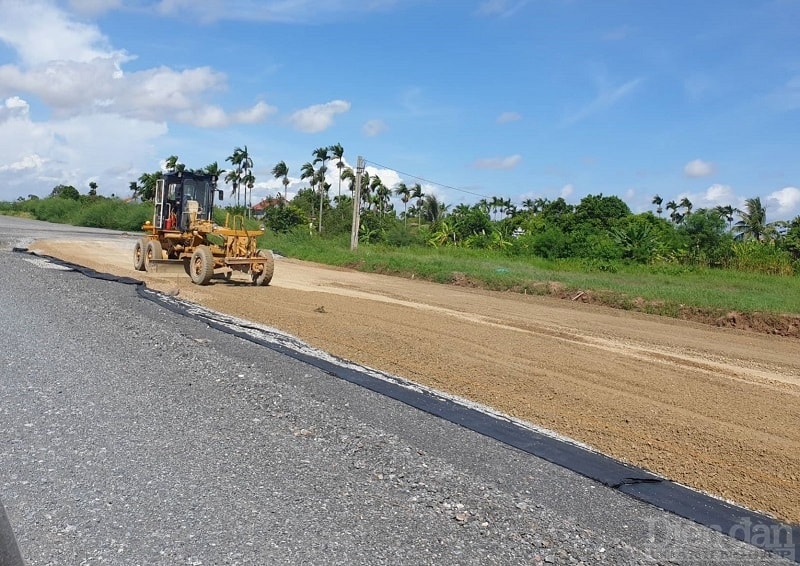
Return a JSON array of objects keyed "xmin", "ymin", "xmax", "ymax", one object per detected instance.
[{"xmin": 133, "ymin": 171, "xmax": 274, "ymax": 286}]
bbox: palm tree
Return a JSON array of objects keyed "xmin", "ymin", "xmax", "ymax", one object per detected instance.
[
  {"xmin": 341, "ymin": 167, "xmax": 355, "ymax": 194},
  {"xmin": 666, "ymin": 200, "xmax": 678, "ymax": 223},
  {"xmin": 376, "ymin": 182, "xmax": 391, "ymax": 216},
  {"xmin": 714, "ymin": 205, "xmax": 735, "ymax": 231},
  {"xmin": 652, "ymin": 194, "xmax": 663, "ymax": 217},
  {"xmin": 394, "ymin": 182, "xmax": 411, "ymax": 225},
  {"xmin": 733, "ymin": 197, "xmax": 768, "ymax": 241},
  {"xmin": 313, "ymin": 147, "xmax": 330, "ymax": 232},
  {"xmin": 422, "ymin": 194, "xmax": 448, "ymax": 224},
  {"xmin": 225, "ymin": 147, "xmax": 246, "ymax": 206},
  {"xmin": 679, "ymin": 196, "xmax": 693, "ymax": 216},
  {"xmin": 165, "ymin": 155, "xmax": 179, "ymax": 172},
  {"xmin": 521, "ymin": 198, "xmax": 536, "ymax": 213},
  {"xmin": 137, "ymin": 171, "xmax": 162, "ymax": 201},
  {"xmin": 411, "ymin": 183, "xmax": 424, "ymax": 226},
  {"xmin": 204, "ymin": 161, "xmax": 225, "ymax": 180},
  {"xmin": 329, "ymin": 143, "xmax": 345, "ymax": 198},
  {"xmin": 272, "ymin": 161, "xmax": 290, "ymax": 201},
  {"xmin": 369, "ymin": 175, "xmax": 383, "ymax": 213}
]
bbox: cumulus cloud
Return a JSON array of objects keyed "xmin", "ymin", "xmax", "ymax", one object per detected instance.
[
  {"xmin": 496, "ymin": 111, "xmax": 521, "ymax": 124},
  {"xmin": 0, "ymin": 0, "xmax": 128, "ymax": 67},
  {"xmin": 683, "ymin": 158, "xmax": 715, "ymax": 178},
  {"xmin": 289, "ymin": 100, "xmax": 351, "ymax": 133},
  {"xmin": 0, "ymin": 3, "xmax": 275, "ymax": 128},
  {"xmin": 560, "ymin": 184, "xmax": 574, "ymax": 199},
  {"xmin": 472, "ymin": 154, "xmax": 522, "ymax": 170},
  {"xmin": 0, "ymin": 96, "xmax": 30, "ymax": 122},
  {"xmin": 0, "ymin": 154, "xmax": 46, "ymax": 172},
  {"xmin": 767, "ymin": 186, "xmax": 800, "ymax": 218},
  {"xmin": 362, "ymin": 118, "xmax": 387, "ymax": 137}
]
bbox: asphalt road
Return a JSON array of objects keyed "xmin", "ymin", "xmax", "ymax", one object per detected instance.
[{"xmin": 0, "ymin": 216, "xmax": 794, "ymax": 565}]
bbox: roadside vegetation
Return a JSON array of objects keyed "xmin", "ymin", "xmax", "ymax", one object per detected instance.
[{"xmin": 2, "ymin": 146, "xmax": 800, "ymax": 332}]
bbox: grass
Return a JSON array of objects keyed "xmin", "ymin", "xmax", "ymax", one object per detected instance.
[{"xmin": 259, "ymin": 230, "xmax": 800, "ymax": 318}]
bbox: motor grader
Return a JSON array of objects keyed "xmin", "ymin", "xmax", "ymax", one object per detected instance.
[{"xmin": 133, "ymin": 171, "xmax": 274, "ymax": 286}]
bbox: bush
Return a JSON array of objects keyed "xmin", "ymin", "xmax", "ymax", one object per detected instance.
[{"xmin": 728, "ymin": 241, "xmax": 794, "ymax": 275}]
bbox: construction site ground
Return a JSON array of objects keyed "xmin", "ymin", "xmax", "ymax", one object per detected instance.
[{"xmin": 31, "ymin": 236, "xmax": 800, "ymax": 526}]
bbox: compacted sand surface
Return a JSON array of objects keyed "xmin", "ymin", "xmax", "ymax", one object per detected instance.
[{"xmin": 33, "ymin": 237, "xmax": 800, "ymax": 525}]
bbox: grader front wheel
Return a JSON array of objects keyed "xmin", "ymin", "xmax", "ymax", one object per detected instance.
[
  {"xmin": 133, "ymin": 238, "xmax": 148, "ymax": 271},
  {"xmin": 190, "ymin": 245, "xmax": 215, "ymax": 285},
  {"xmin": 251, "ymin": 249, "xmax": 274, "ymax": 286},
  {"xmin": 144, "ymin": 240, "xmax": 162, "ymax": 272}
]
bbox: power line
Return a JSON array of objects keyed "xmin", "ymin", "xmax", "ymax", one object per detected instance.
[{"xmin": 363, "ymin": 159, "xmax": 493, "ymax": 201}]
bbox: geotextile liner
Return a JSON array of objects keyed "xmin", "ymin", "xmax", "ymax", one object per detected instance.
[{"xmin": 17, "ymin": 249, "xmax": 800, "ymax": 563}]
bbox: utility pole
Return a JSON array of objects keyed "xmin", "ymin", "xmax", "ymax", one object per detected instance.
[{"xmin": 350, "ymin": 156, "xmax": 365, "ymax": 250}]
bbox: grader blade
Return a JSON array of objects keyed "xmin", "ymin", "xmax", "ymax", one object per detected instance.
[{"xmin": 145, "ymin": 258, "xmax": 190, "ymax": 276}]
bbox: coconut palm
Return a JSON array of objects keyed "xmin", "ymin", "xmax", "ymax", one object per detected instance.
[
  {"xmin": 329, "ymin": 142, "xmax": 345, "ymax": 197},
  {"xmin": 679, "ymin": 196, "xmax": 693, "ymax": 216},
  {"xmin": 422, "ymin": 194, "xmax": 448, "ymax": 224},
  {"xmin": 733, "ymin": 197, "xmax": 768, "ymax": 241}
]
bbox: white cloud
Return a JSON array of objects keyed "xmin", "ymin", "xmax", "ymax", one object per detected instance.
[
  {"xmin": 0, "ymin": 0, "xmax": 128, "ymax": 67},
  {"xmin": 560, "ymin": 183, "xmax": 574, "ymax": 199},
  {"xmin": 233, "ymin": 101, "xmax": 277, "ymax": 124},
  {"xmin": 0, "ymin": 154, "xmax": 46, "ymax": 172},
  {"xmin": 683, "ymin": 158, "xmax": 715, "ymax": 178},
  {"xmin": 289, "ymin": 100, "xmax": 351, "ymax": 133},
  {"xmin": 496, "ymin": 111, "xmax": 521, "ymax": 124},
  {"xmin": 767, "ymin": 186, "xmax": 800, "ymax": 218},
  {"xmin": 472, "ymin": 154, "xmax": 522, "ymax": 170},
  {"xmin": 362, "ymin": 118, "xmax": 387, "ymax": 137},
  {"xmin": 0, "ymin": 96, "xmax": 30, "ymax": 122},
  {"xmin": 562, "ymin": 77, "xmax": 643, "ymax": 125},
  {"xmin": 702, "ymin": 183, "xmax": 734, "ymax": 204}
]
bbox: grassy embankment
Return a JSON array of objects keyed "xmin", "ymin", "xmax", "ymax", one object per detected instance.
[{"xmin": 259, "ymin": 230, "xmax": 800, "ymax": 330}]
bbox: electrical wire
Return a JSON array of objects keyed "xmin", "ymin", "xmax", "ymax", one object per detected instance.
[{"xmin": 363, "ymin": 159, "xmax": 492, "ymax": 201}]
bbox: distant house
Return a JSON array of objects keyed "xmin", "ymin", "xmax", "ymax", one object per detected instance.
[{"xmin": 251, "ymin": 197, "xmax": 282, "ymax": 219}]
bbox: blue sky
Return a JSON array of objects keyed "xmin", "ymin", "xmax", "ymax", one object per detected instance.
[{"xmin": 0, "ymin": 0, "xmax": 799, "ymax": 220}]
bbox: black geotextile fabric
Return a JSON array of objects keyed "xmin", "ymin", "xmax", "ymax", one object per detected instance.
[{"xmin": 17, "ymin": 249, "xmax": 800, "ymax": 563}]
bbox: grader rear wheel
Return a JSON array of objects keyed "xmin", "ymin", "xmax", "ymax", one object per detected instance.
[
  {"xmin": 251, "ymin": 249, "xmax": 274, "ymax": 286},
  {"xmin": 133, "ymin": 238, "xmax": 148, "ymax": 271},
  {"xmin": 144, "ymin": 240, "xmax": 162, "ymax": 272},
  {"xmin": 190, "ymin": 245, "xmax": 215, "ymax": 285}
]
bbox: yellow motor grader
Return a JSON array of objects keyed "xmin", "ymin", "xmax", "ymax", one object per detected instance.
[{"xmin": 133, "ymin": 171, "xmax": 274, "ymax": 286}]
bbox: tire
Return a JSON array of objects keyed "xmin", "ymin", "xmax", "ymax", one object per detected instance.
[
  {"xmin": 190, "ymin": 246, "xmax": 215, "ymax": 285},
  {"xmin": 251, "ymin": 249, "xmax": 274, "ymax": 286},
  {"xmin": 144, "ymin": 240, "xmax": 163, "ymax": 272},
  {"xmin": 133, "ymin": 238, "xmax": 148, "ymax": 271}
]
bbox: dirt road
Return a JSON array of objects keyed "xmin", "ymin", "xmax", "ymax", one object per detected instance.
[{"xmin": 32, "ymin": 236, "xmax": 800, "ymax": 525}]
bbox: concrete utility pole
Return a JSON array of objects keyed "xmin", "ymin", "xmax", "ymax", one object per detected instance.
[{"xmin": 350, "ymin": 156, "xmax": 365, "ymax": 251}]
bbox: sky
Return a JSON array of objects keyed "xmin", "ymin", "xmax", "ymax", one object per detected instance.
[{"xmin": 0, "ymin": 0, "xmax": 799, "ymax": 220}]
